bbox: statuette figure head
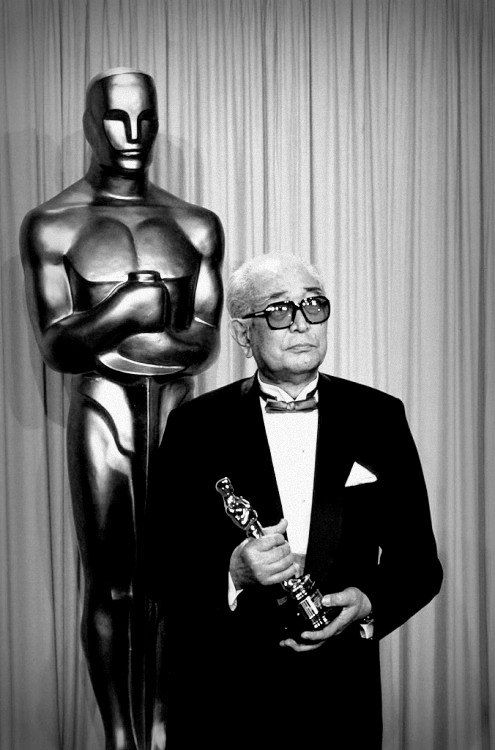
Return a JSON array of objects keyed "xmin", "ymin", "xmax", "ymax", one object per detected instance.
[{"xmin": 83, "ymin": 68, "xmax": 158, "ymax": 173}]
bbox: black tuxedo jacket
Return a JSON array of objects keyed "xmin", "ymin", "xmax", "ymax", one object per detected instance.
[{"xmin": 149, "ymin": 373, "xmax": 442, "ymax": 748}]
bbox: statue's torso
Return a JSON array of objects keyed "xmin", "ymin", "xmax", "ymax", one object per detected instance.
[
  {"xmin": 52, "ymin": 197, "xmax": 211, "ymax": 377},
  {"xmin": 65, "ymin": 204, "xmax": 200, "ymax": 330}
]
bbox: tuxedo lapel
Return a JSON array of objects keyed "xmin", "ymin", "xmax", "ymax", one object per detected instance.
[
  {"xmin": 226, "ymin": 376, "xmax": 284, "ymax": 527},
  {"xmin": 222, "ymin": 374, "xmax": 355, "ymax": 583},
  {"xmin": 305, "ymin": 375, "xmax": 354, "ymax": 584}
]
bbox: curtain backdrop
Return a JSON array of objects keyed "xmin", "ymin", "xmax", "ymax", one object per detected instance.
[{"xmin": 1, "ymin": 1, "xmax": 493, "ymax": 748}]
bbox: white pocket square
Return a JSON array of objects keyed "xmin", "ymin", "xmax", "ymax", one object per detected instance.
[{"xmin": 345, "ymin": 462, "xmax": 377, "ymax": 487}]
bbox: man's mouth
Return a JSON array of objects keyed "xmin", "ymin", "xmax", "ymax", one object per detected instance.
[{"xmin": 287, "ymin": 343, "xmax": 316, "ymax": 352}]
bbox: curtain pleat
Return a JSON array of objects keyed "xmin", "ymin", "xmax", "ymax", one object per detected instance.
[{"xmin": 0, "ymin": 1, "xmax": 493, "ymax": 748}]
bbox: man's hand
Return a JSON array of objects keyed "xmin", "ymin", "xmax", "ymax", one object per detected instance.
[
  {"xmin": 280, "ymin": 587, "xmax": 372, "ymax": 652},
  {"xmin": 229, "ymin": 518, "xmax": 298, "ymax": 590}
]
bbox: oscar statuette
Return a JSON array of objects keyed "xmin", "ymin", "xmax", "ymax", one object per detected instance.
[{"xmin": 215, "ymin": 477, "xmax": 338, "ymax": 635}]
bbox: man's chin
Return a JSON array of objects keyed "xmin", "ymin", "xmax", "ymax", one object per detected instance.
[{"xmin": 283, "ymin": 353, "xmax": 323, "ymax": 376}]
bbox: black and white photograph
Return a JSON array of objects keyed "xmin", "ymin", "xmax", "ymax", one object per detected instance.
[{"xmin": 0, "ymin": 1, "xmax": 493, "ymax": 749}]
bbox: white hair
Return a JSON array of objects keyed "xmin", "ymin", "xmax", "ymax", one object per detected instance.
[{"xmin": 226, "ymin": 253, "xmax": 325, "ymax": 318}]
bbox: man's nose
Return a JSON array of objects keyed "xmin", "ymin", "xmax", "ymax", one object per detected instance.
[{"xmin": 290, "ymin": 309, "xmax": 309, "ymax": 331}]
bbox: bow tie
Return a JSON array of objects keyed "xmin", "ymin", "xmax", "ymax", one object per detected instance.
[{"xmin": 259, "ymin": 388, "xmax": 318, "ymax": 413}]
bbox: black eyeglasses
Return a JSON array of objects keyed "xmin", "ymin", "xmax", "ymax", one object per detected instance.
[{"xmin": 241, "ymin": 295, "xmax": 330, "ymax": 330}]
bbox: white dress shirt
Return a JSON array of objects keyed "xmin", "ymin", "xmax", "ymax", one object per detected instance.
[
  {"xmin": 228, "ymin": 375, "xmax": 318, "ymax": 607},
  {"xmin": 259, "ymin": 375, "xmax": 319, "ymax": 559}
]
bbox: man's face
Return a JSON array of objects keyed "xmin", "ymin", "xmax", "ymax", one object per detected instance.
[
  {"xmin": 84, "ymin": 72, "xmax": 158, "ymax": 173},
  {"xmin": 245, "ymin": 266, "xmax": 328, "ymax": 385}
]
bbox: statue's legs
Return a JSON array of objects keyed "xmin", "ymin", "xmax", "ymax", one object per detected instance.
[
  {"xmin": 68, "ymin": 378, "xmax": 138, "ymax": 750},
  {"xmin": 68, "ymin": 375, "xmax": 193, "ymax": 750}
]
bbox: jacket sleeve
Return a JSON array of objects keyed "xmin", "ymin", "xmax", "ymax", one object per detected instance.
[
  {"xmin": 146, "ymin": 405, "xmax": 236, "ymax": 626},
  {"xmin": 369, "ymin": 399, "xmax": 443, "ymax": 640}
]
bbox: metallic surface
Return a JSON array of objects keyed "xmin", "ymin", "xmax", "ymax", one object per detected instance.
[
  {"xmin": 215, "ymin": 477, "xmax": 332, "ymax": 632},
  {"xmin": 215, "ymin": 476, "xmax": 264, "ymax": 538},
  {"xmin": 20, "ymin": 69, "xmax": 223, "ymax": 750}
]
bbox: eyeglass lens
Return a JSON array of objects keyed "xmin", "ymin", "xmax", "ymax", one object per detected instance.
[{"xmin": 266, "ymin": 296, "xmax": 330, "ymax": 329}]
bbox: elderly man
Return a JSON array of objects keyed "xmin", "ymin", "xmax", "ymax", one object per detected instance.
[{"xmin": 149, "ymin": 253, "xmax": 442, "ymax": 749}]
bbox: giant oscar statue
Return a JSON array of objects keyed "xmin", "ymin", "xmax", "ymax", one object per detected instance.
[{"xmin": 20, "ymin": 68, "xmax": 224, "ymax": 750}]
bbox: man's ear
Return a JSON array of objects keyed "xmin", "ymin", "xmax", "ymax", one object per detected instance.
[{"xmin": 229, "ymin": 319, "xmax": 253, "ymax": 358}]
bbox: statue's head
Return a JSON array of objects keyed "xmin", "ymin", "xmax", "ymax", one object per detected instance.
[{"xmin": 83, "ymin": 68, "xmax": 158, "ymax": 173}]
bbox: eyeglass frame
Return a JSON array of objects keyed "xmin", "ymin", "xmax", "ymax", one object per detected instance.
[{"xmin": 240, "ymin": 295, "xmax": 331, "ymax": 330}]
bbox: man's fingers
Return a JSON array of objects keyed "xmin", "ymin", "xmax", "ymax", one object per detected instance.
[
  {"xmin": 268, "ymin": 541, "xmax": 291, "ymax": 562},
  {"xmin": 281, "ymin": 603, "xmax": 356, "ymax": 648},
  {"xmin": 301, "ymin": 608, "xmax": 353, "ymax": 641},
  {"xmin": 264, "ymin": 560, "xmax": 299, "ymax": 584},
  {"xmin": 322, "ymin": 592, "xmax": 347, "ymax": 608},
  {"xmin": 243, "ymin": 540, "xmax": 291, "ymax": 567},
  {"xmin": 238, "ymin": 520, "xmax": 298, "ymax": 586},
  {"xmin": 254, "ymin": 532, "xmax": 287, "ymax": 551},
  {"xmin": 322, "ymin": 587, "xmax": 358, "ymax": 609},
  {"xmin": 279, "ymin": 588, "xmax": 370, "ymax": 647},
  {"xmin": 262, "ymin": 518, "xmax": 288, "ymax": 536},
  {"xmin": 265, "ymin": 554, "xmax": 293, "ymax": 576},
  {"xmin": 279, "ymin": 637, "xmax": 323, "ymax": 653}
]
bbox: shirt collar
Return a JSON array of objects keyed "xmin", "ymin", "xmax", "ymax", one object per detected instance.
[{"xmin": 257, "ymin": 372, "xmax": 319, "ymax": 403}]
